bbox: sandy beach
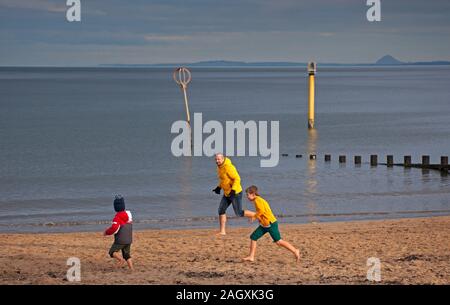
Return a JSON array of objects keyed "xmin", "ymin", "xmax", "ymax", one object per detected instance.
[{"xmin": 1, "ymin": 216, "xmax": 449, "ymax": 285}]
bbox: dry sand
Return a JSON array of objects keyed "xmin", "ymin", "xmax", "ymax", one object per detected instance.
[{"xmin": 1, "ymin": 216, "xmax": 449, "ymax": 284}]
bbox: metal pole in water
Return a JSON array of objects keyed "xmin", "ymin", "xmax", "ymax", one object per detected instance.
[
  {"xmin": 173, "ymin": 67, "xmax": 192, "ymax": 151},
  {"xmin": 182, "ymin": 84, "xmax": 191, "ymax": 125},
  {"xmin": 307, "ymin": 62, "xmax": 316, "ymax": 129}
]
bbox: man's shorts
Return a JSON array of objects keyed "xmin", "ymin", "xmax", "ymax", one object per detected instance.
[
  {"xmin": 250, "ymin": 221, "xmax": 281, "ymax": 242},
  {"xmin": 218, "ymin": 192, "xmax": 244, "ymax": 217}
]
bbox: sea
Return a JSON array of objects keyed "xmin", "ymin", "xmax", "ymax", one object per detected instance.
[{"xmin": 0, "ymin": 66, "xmax": 449, "ymax": 232}]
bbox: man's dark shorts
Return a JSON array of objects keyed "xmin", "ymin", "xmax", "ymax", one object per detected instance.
[
  {"xmin": 218, "ymin": 191, "xmax": 244, "ymax": 217},
  {"xmin": 109, "ymin": 243, "xmax": 132, "ymax": 260}
]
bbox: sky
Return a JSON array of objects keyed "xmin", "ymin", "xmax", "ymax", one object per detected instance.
[{"xmin": 0, "ymin": 0, "xmax": 450, "ymax": 66}]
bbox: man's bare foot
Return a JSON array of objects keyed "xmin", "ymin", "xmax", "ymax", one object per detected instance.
[
  {"xmin": 215, "ymin": 232, "xmax": 226, "ymax": 236},
  {"xmin": 242, "ymin": 256, "xmax": 254, "ymax": 262},
  {"xmin": 294, "ymin": 249, "xmax": 300, "ymax": 263}
]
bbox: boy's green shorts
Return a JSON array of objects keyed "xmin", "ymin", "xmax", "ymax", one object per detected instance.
[
  {"xmin": 250, "ymin": 221, "xmax": 281, "ymax": 242},
  {"xmin": 109, "ymin": 243, "xmax": 131, "ymax": 260}
]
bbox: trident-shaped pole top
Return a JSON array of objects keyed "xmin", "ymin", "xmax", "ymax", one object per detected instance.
[{"xmin": 173, "ymin": 67, "xmax": 192, "ymax": 88}]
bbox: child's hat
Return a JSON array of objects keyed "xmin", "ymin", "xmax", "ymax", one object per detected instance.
[{"xmin": 113, "ymin": 194, "xmax": 125, "ymax": 212}]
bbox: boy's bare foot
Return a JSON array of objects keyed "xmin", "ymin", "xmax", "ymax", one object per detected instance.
[
  {"xmin": 215, "ymin": 232, "xmax": 226, "ymax": 236},
  {"xmin": 127, "ymin": 259, "xmax": 134, "ymax": 271},
  {"xmin": 294, "ymin": 249, "xmax": 300, "ymax": 263},
  {"xmin": 242, "ymin": 256, "xmax": 254, "ymax": 262},
  {"xmin": 116, "ymin": 259, "xmax": 126, "ymax": 267}
]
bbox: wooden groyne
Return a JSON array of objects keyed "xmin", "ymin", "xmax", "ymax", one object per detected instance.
[
  {"xmin": 282, "ymin": 153, "xmax": 449, "ymax": 174},
  {"xmin": 378, "ymin": 155, "xmax": 449, "ymax": 172}
]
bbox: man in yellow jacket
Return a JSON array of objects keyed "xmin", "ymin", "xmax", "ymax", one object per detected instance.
[{"xmin": 213, "ymin": 153, "xmax": 248, "ymax": 235}]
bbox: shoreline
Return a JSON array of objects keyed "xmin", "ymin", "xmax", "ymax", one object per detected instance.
[
  {"xmin": 2, "ymin": 210, "xmax": 450, "ymax": 234},
  {"xmin": 1, "ymin": 216, "xmax": 449, "ymax": 284}
]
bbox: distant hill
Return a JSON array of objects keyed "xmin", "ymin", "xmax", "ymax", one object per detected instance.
[
  {"xmin": 191, "ymin": 60, "xmax": 305, "ymax": 67},
  {"xmin": 100, "ymin": 60, "xmax": 306, "ymax": 67},
  {"xmin": 375, "ymin": 55, "xmax": 404, "ymax": 65},
  {"xmin": 374, "ymin": 55, "xmax": 450, "ymax": 66}
]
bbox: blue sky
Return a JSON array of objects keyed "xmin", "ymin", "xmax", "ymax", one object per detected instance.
[{"xmin": 1, "ymin": 0, "xmax": 450, "ymax": 66}]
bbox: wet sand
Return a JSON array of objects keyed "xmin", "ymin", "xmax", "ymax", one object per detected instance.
[{"xmin": 1, "ymin": 216, "xmax": 449, "ymax": 284}]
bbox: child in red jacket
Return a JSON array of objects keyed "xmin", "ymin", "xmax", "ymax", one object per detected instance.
[{"xmin": 104, "ymin": 195, "xmax": 134, "ymax": 270}]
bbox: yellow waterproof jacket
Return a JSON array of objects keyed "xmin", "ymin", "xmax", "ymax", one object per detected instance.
[
  {"xmin": 254, "ymin": 196, "xmax": 277, "ymax": 227},
  {"xmin": 217, "ymin": 158, "xmax": 242, "ymax": 196}
]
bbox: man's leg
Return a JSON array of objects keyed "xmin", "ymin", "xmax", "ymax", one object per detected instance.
[
  {"xmin": 244, "ymin": 210, "xmax": 256, "ymax": 218},
  {"xmin": 217, "ymin": 196, "xmax": 231, "ymax": 235},
  {"xmin": 219, "ymin": 214, "xmax": 227, "ymax": 235},
  {"xmin": 231, "ymin": 192, "xmax": 245, "ymax": 217}
]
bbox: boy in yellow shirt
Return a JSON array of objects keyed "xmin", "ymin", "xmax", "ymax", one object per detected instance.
[{"xmin": 243, "ymin": 185, "xmax": 300, "ymax": 263}]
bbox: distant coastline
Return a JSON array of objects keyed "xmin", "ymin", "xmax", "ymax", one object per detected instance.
[{"xmin": 98, "ymin": 55, "xmax": 450, "ymax": 68}]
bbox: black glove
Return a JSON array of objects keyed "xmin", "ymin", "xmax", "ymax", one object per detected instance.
[
  {"xmin": 228, "ymin": 190, "xmax": 236, "ymax": 201},
  {"xmin": 213, "ymin": 186, "xmax": 221, "ymax": 194}
]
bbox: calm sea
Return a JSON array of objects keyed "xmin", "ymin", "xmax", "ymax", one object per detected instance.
[{"xmin": 0, "ymin": 66, "xmax": 449, "ymax": 232}]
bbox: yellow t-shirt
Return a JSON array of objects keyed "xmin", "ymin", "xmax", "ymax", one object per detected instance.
[{"xmin": 254, "ymin": 196, "xmax": 277, "ymax": 227}]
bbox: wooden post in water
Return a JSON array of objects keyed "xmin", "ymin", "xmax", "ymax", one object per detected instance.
[
  {"xmin": 354, "ymin": 156, "xmax": 362, "ymax": 165},
  {"xmin": 370, "ymin": 155, "xmax": 378, "ymax": 166},
  {"xmin": 404, "ymin": 155, "xmax": 412, "ymax": 167},
  {"xmin": 387, "ymin": 155, "xmax": 394, "ymax": 167},
  {"xmin": 339, "ymin": 155, "xmax": 346, "ymax": 163},
  {"xmin": 325, "ymin": 154, "xmax": 331, "ymax": 162},
  {"xmin": 442, "ymin": 156, "xmax": 449, "ymax": 175},
  {"xmin": 422, "ymin": 155, "xmax": 430, "ymax": 166},
  {"xmin": 421, "ymin": 155, "xmax": 430, "ymax": 173},
  {"xmin": 307, "ymin": 62, "xmax": 316, "ymax": 129}
]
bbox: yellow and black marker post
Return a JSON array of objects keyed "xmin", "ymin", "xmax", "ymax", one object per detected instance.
[{"xmin": 307, "ymin": 62, "xmax": 316, "ymax": 129}]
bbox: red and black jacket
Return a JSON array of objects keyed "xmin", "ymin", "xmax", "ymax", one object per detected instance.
[{"xmin": 105, "ymin": 210, "xmax": 133, "ymax": 245}]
